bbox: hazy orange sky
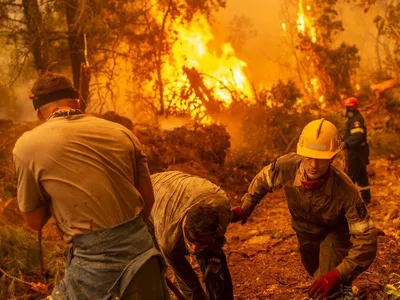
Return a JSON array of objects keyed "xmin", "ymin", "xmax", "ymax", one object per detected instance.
[{"xmin": 213, "ymin": 0, "xmax": 382, "ymax": 86}]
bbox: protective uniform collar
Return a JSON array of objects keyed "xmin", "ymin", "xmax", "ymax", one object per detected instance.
[
  {"xmin": 345, "ymin": 108, "xmax": 360, "ymax": 118},
  {"xmin": 295, "ymin": 161, "xmax": 334, "ymax": 196}
]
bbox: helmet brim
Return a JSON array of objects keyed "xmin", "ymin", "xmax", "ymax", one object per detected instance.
[{"xmin": 297, "ymin": 147, "xmax": 340, "ymax": 160}]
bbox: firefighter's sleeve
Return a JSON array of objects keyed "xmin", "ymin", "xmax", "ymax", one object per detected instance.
[
  {"xmin": 336, "ymin": 195, "xmax": 377, "ymax": 280},
  {"xmin": 344, "ymin": 120, "xmax": 366, "ymax": 147},
  {"xmin": 241, "ymin": 159, "xmax": 283, "ymax": 217},
  {"xmin": 164, "ymin": 249, "xmax": 207, "ymax": 299}
]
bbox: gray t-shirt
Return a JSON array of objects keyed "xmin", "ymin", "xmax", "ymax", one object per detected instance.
[{"xmin": 13, "ymin": 114, "xmax": 150, "ymax": 243}]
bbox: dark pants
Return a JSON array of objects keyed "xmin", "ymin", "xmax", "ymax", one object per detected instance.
[
  {"xmin": 348, "ymin": 164, "xmax": 371, "ymax": 204},
  {"xmin": 197, "ymin": 250, "xmax": 234, "ymax": 300}
]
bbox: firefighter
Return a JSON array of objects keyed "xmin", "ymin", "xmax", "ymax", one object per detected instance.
[
  {"xmin": 13, "ymin": 72, "xmax": 169, "ymax": 299},
  {"xmin": 343, "ymin": 97, "xmax": 371, "ymax": 204},
  {"xmin": 231, "ymin": 119, "xmax": 377, "ymax": 300},
  {"xmin": 147, "ymin": 171, "xmax": 234, "ymax": 300}
]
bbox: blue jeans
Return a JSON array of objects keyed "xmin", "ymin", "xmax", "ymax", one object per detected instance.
[{"xmin": 52, "ymin": 215, "xmax": 168, "ymax": 299}]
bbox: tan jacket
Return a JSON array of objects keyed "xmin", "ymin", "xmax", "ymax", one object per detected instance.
[{"xmin": 242, "ymin": 153, "xmax": 377, "ymax": 280}]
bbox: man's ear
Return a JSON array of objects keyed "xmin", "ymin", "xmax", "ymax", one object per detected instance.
[{"xmin": 75, "ymin": 99, "xmax": 81, "ymax": 109}]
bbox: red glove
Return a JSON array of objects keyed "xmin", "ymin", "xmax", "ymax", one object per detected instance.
[
  {"xmin": 231, "ymin": 206, "xmax": 247, "ymax": 224},
  {"xmin": 308, "ymin": 269, "xmax": 341, "ymax": 300}
]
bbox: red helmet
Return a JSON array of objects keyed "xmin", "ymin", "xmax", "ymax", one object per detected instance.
[{"xmin": 344, "ymin": 97, "xmax": 358, "ymax": 107}]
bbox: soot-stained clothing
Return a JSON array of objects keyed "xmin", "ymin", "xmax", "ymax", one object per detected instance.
[
  {"xmin": 241, "ymin": 153, "xmax": 377, "ymax": 280},
  {"xmin": 148, "ymin": 171, "xmax": 233, "ymax": 300}
]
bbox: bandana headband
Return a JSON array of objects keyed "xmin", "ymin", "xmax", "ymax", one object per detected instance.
[{"xmin": 29, "ymin": 88, "xmax": 79, "ymax": 110}]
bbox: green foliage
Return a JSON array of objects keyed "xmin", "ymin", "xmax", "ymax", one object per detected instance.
[
  {"xmin": 371, "ymin": 3, "xmax": 400, "ymax": 73},
  {"xmin": 384, "ymin": 285, "xmax": 400, "ymax": 299},
  {"xmin": 270, "ymin": 80, "xmax": 303, "ymax": 109},
  {"xmin": 314, "ymin": 43, "xmax": 360, "ymax": 101},
  {"xmin": 297, "ymin": 0, "xmax": 360, "ymax": 102},
  {"xmin": 164, "ymin": 124, "xmax": 231, "ymax": 165},
  {"xmin": 384, "ymin": 274, "xmax": 400, "ymax": 299},
  {"xmin": 313, "ymin": 0, "xmax": 344, "ymax": 45},
  {"xmin": 223, "ymin": 102, "xmax": 315, "ymax": 165},
  {"xmin": 0, "ymin": 219, "xmax": 67, "ymax": 297}
]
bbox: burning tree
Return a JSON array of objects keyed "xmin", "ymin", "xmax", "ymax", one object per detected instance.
[
  {"xmin": 369, "ymin": 0, "xmax": 400, "ymax": 94},
  {"xmin": 135, "ymin": 0, "xmax": 255, "ymax": 124},
  {"xmin": 294, "ymin": 0, "xmax": 360, "ymax": 104}
]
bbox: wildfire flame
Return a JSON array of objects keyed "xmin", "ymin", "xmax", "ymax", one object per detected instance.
[
  {"xmin": 147, "ymin": 2, "xmax": 254, "ymax": 124},
  {"xmin": 296, "ymin": 0, "xmax": 317, "ymax": 44},
  {"xmin": 296, "ymin": 0, "xmax": 326, "ymax": 106}
]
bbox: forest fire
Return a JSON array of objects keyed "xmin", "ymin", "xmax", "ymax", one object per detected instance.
[
  {"xmin": 296, "ymin": 0, "xmax": 316, "ymax": 44},
  {"xmin": 1, "ymin": 0, "xmax": 400, "ymax": 298},
  {"xmin": 148, "ymin": 3, "xmax": 255, "ymax": 123},
  {"xmin": 296, "ymin": 0, "xmax": 325, "ymax": 107}
]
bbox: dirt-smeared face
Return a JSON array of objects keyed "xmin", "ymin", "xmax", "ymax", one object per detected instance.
[
  {"xmin": 302, "ymin": 157, "xmax": 331, "ymax": 180},
  {"xmin": 183, "ymin": 226, "xmax": 215, "ymax": 256}
]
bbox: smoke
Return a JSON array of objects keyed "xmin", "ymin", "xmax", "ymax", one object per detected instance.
[
  {"xmin": 212, "ymin": 0, "xmax": 383, "ymax": 86},
  {"xmin": 0, "ymin": 82, "xmax": 37, "ymax": 121}
]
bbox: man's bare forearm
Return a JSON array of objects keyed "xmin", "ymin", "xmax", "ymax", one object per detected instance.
[
  {"xmin": 136, "ymin": 176, "xmax": 155, "ymax": 222},
  {"xmin": 22, "ymin": 205, "xmax": 51, "ymax": 231}
]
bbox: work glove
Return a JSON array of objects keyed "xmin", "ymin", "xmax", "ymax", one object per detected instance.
[
  {"xmin": 308, "ymin": 269, "xmax": 341, "ymax": 300},
  {"xmin": 231, "ymin": 206, "xmax": 252, "ymax": 225},
  {"xmin": 231, "ymin": 206, "xmax": 245, "ymax": 223}
]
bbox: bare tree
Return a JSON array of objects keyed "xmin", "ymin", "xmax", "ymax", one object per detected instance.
[
  {"xmin": 22, "ymin": 0, "xmax": 47, "ymax": 72},
  {"xmin": 64, "ymin": 0, "xmax": 86, "ymax": 88}
]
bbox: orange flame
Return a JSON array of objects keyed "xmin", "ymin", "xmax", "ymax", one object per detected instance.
[
  {"xmin": 297, "ymin": 0, "xmax": 316, "ymax": 43},
  {"xmin": 296, "ymin": 1, "xmax": 325, "ymax": 106},
  {"xmin": 147, "ymin": 3, "xmax": 254, "ymax": 124}
]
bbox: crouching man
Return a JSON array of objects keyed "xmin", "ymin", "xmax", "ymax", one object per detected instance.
[
  {"xmin": 232, "ymin": 119, "xmax": 377, "ymax": 300},
  {"xmin": 148, "ymin": 171, "xmax": 234, "ymax": 300}
]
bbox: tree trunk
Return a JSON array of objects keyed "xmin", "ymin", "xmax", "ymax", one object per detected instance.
[
  {"xmin": 22, "ymin": 0, "xmax": 47, "ymax": 73},
  {"xmin": 64, "ymin": 0, "xmax": 85, "ymax": 88}
]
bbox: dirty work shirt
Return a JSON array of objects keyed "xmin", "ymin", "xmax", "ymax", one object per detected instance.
[
  {"xmin": 148, "ymin": 171, "xmax": 233, "ymax": 299},
  {"xmin": 149, "ymin": 171, "xmax": 232, "ymax": 254},
  {"xmin": 241, "ymin": 153, "xmax": 377, "ymax": 280},
  {"xmin": 13, "ymin": 114, "xmax": 150, "ymax": 242}
]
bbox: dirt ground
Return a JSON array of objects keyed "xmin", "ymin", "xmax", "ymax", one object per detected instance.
[{"xmin": 0, "ymin": 119, "xmax": 399, "ymax": 299}]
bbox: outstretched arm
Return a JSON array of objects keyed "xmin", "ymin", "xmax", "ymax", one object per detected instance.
[
  {"xmin": 21, "ymin": 205, "xmax": 51, "ymax": 231},
  {"xmin": 136, "ymin": 176, "xmax": 155, "ymax": 222},
  {"xmin": 233, "ymin": 158, "xmax": 284, "ymax": 223},
  {"xmin": 132, "ymin": 135, "xmax": 154, "ymax": 222}
]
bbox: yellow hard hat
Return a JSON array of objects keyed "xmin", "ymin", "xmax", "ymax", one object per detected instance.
[{"xmin": 297, "ymin": 118, "xmax": 341, "ymax": 159}]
